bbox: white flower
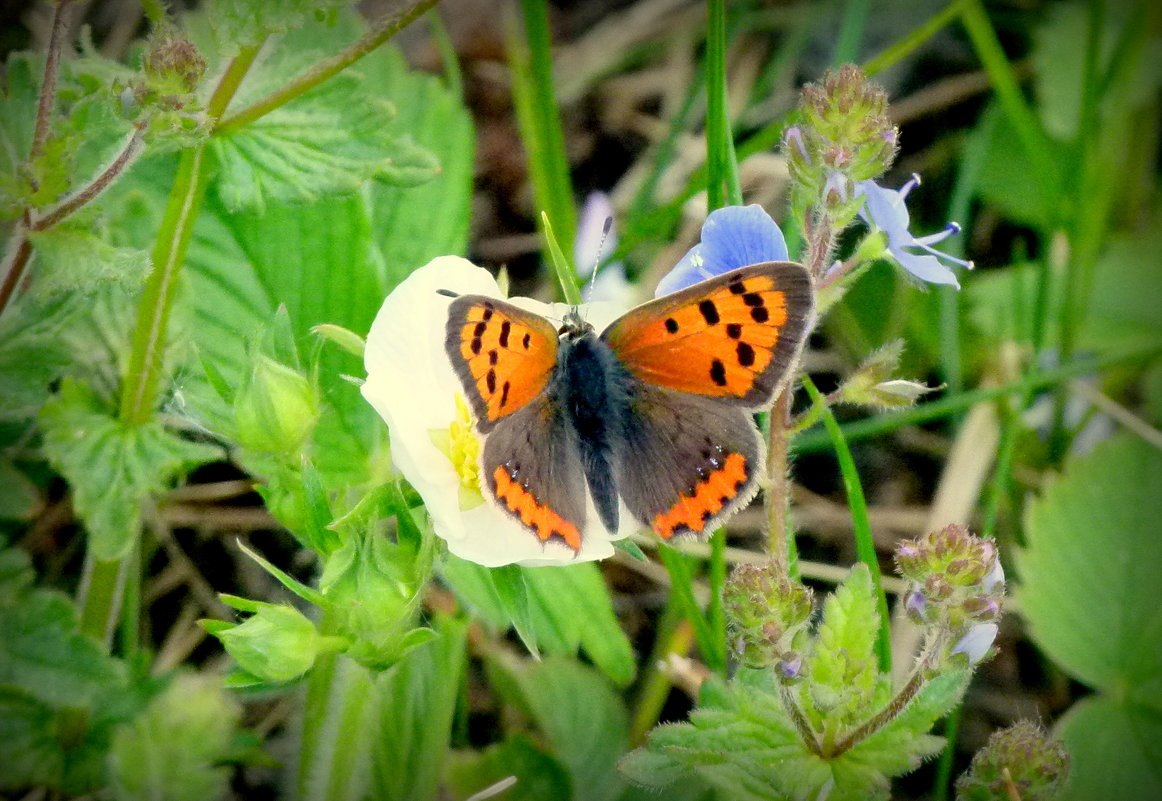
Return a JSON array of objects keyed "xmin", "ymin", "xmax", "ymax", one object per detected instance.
[{"xmin": 362, "ymin": 256, "xmax": 629, "ymax": 567}]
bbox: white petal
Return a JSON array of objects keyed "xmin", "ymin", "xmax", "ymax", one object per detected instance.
[
  {"xmin": 362, "ymin": 257, "xmax": 625, "ymax": 567},
  {"xmin": 952, "ymin": 623, "xmax": 998, "ymax": 665}
]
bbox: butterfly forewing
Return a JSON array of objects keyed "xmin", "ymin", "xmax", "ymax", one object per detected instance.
[
  {"xmin": 601, "ymin": 262, "xmax": 814, "ymax": 408},
  {"xmin": 445, "ymin": 295, "xmax": 560, "ymax": 432}
]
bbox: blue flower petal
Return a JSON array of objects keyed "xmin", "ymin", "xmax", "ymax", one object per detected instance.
[
  {"xmin": 857, "ymin": 177, "xmax": 968, "ymax": 289},
  {"xmin": 655, "ymin": 205, "xmax": 789, "ymax": 297},
  {"xmin": 894, "ymin": 251, "xmax": 960, "ymax": 289}
]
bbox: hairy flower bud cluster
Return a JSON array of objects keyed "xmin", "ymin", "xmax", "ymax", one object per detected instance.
[
  {"xmin": 724, "ymin": 562, "xmax": 814, "ymax": 679},
  {"xmin": 784, "ymin": 65, "xmax": 898, "ymax": 228},
  {"xmin": 140, "ymin": 29, "xmax": 206, "ymax": 109},
  {"xmin": 955, "ymin": 720, "xmax": 1071, "ymax": 801},
  {"xmin": 895, "ymin": 524, "xmax": 1005, "ymax": 665}
]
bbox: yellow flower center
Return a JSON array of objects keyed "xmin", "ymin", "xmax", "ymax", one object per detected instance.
[{"xmin": 429, "ymin": 394, "xmax": 484, "ymax": 510}]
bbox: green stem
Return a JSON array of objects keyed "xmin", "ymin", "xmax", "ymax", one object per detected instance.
[
  {"xmin": 705, "ymin": 0, "xmax": 729, "ymax": 210},
  {"xmin": 832, "ymin": 0, "xmax": 871, "ymax": 65},
  {"xmin": 214, "ymin": 0, "xmax": 440, "ymax": 134},
  {"xmin": 657, "ymin": 543, "xmax": 724, "ymax": 674},
  {"xmin": 118, "ymin": 145, "xmax": 211, "ymax": 424},
  {"xmin": 862, "ymin": 0, "xmax": 964, "ymax": 76},
  {"xmin": 802, "ymin": 376, "xmax": 891, "ymax": 673},
  {"xmin": 509, "ymin": 0, "xmax": 577, "ymax": 275},
  {"xmin": 629, "ymin": 606, "xmax": 692, "ymax": 745},
  {"xmin": 793, "ymin": 345, "xmax": 1159, "ymax": 452},
  {"xmin": 297, "ymin": 652, "xmax": 377, "ymax": 801},
  {"xmin": 78, "ymin": 554, "xmax": 128, "ymax": 646}
]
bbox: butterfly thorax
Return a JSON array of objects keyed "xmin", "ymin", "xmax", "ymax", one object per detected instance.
[{"xmin": 551, "ymin": 316, "xmax": 630, "ymax": 533}]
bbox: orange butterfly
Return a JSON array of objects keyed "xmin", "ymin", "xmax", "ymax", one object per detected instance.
[{"xmin": 443, "ymin": 262, "xmax": 814, "ymax": 551}]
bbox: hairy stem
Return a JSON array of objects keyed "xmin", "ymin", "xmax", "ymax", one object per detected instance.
[
  {"xmin": 214, "ymin": 0, "xmax": 440, "ymax": 134},
  {"xmin": 765, "ymin": 390, "xmax": 793, "ymax": 569},
  {"xmin": 30, "ymin": 0, "xmax": 73, "ymax": 161},
  {"xmin": 31, "ymin": 125, "xmax": 147, "ymax": 231},
  {"xmin": 779, "ymin": 681, "xmax": 820, "ymax": 754},
  {"xmin": 0, "ymin": 232, "xmax": 33, "ymax": 317}
]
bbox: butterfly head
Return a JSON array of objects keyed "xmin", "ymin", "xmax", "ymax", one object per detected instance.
[{"xmin": 558, "ymin": 307, "xmax": 595, "ymax": 342}]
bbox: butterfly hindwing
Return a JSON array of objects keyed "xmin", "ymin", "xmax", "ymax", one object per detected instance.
[
  {"xmin": 612, "ymin": 382, "xmax": 764, "ymax": 539},
  {"xmin": 601, "ymin": 262, "xmax": 813, "ymax": 408},
  {"xmin": 480, "ymin": 394, "xmax": 588, "ymax": 551},
  {"xmin": 445, "ymin": 295, "xmax": 560, "ymax": 432}
]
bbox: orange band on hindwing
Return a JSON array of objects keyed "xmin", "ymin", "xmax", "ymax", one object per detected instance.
[
  {"xmin": 652, "ymin": 452, "xmax": 750, "ymax": 538},
  {"xmin": 492, "ymin": 466, "xmax": 582, "ymax": 550}
]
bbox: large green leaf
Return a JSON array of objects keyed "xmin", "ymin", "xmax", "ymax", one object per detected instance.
[
  {"xmin": 1056, "ymin": 695, "xmax": 1162, "ymax": 801},
  {"xmin": 371, "ymin": 616, "xmax": 469, "ymax": 801},
  {"xmin": 486, "ymin": 655, "xmax": 630, "ymax": 801},
  {"xmin": 27, "ymin": 225, "xmax": 151, "ymax": 300},
  {"xmin": 108, "ymin": 674, "xmax": 242, "ymax": 801},
  {"xmin": 1019, "ymin": 434, "xmax": 1162, "ymax": 709},
  {"xmin": 358, "ymin": 46, "xmax": 475, "ymax": 289},
  {"xmin": 440, "ymin": 556, "xmax": 636, "ymax": 686},
  {"xmin": 39, "ymin": 379, "xmax": 220, "ymax": 559}
]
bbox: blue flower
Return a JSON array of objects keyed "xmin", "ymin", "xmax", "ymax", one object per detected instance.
[
  {"xmin": 857, "ymin": 175, "xmax": 973, "ymax": 289},
  {"xmin": 655, "ymin": 204, "xmax": 789, "ymax": 297}
]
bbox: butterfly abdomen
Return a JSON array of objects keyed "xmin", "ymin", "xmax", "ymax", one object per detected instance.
[{"xmin": 556, "ymin": 332, "xmax": 629, "ymax": 533}]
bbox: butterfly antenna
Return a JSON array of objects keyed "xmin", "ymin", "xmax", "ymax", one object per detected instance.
[{"xmin": 581, "ymin": 216, "xmax": 615, "ymax": 309}]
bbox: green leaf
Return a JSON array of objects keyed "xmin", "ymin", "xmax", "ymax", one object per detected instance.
[
  {"xmin": 1055, "ymin": 694, "xmax": 1162, "ymax": 801},
  {"xmin": 358, "ymin": 46, "xmax": 474, "ymax": 288},
  {"xmin": 523, "ymin": 564, "xmax": 636, "ymax": 686},
  {"xmin": 1078, "ymin": 218, "xmax": 1162, "ymax": 352},
  {"xmin": 439, "ymin": 556, "xmax": 635, "ymax": 683},
  {"xmin": 0, "ymin": 294, "xmax": 78, "ymax": 418},
  {"xmin": 806, "ymin": 564, "xmax": 881, "ymax": 725},
  {"xmin": 973, "ymin": 104, "xmax": 1059, "ymax": 229},
  {"xmin": 1019, "ymin": 434, "xmax": 1162, "ymax": 708},
  {"xmin": 211, "ymin": 69, "xmax": 435, "ymax": 212},
  {"xmin": 108, "ymin": 673, "xmax": 242, "ymax": 801},
  {"xmin": 27, "ymin": 225, "xmax": 152, "ymax": 300},
  {"xmin": 491, "ymin": 564, "xmax": 540, "ymax": 658},
  {"xmin": 39, "ymin": 379, "xmax": 220, "ymax": 559},
  {"xmin": 446, "ymin": 735, "xmax": 573, "ymax": 801},
  {"xmin": 0, "ymin": 457, "xmax": 39, "ymax": 521},
  {"xmin": 208, "ymin": 0, "xmax": 351, "ymax": 55},
  {"xmin": 487, "ymin": 655, "xmax": 630, "ymax": 801},
  {"xmin": 845, "ymin": 670, "xmax": 968, "ymax": 777},
  {"xmin": 370, "ymin": 616, "xmax": 468, "ymax": 801},
  {"xmin": 0, "ymin": 556, "xmax": 150, "ymax": 796}
]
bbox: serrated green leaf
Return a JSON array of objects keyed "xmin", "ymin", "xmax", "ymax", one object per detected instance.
[
  {"xmin": 445, "ymin": 734, "xmax": 573, "ymax": 801},
  {"xmin": 845, "ymin": 669, "xmax": 968, "ymax": 776},
  {"xmin": 210, "ymin": 71, "xmax": 436, "ymax": 212},
  {"xmin": 108, "ymin": 673, "xmax": 242, "ymax": 801},
  {"xmin": 487, "ymin": 655, "xmax": 629, "ymax": 801},
  {"xmin": 39, "ymin": 379, "xmax": 220, "ymax": 559},
  {"xmin": 618, "ymin": 747, "xmax": 690, "ymax": 789},
  {"xmin": 357, "ymin": 44, "xmax": 474, "ymax": 289},
  {"xmin": 27, "ymin": 225, "xmax": 151, "ymax": 299},
  {"xmin": 208, "ymin": 0, "xmax": 351, "ymax": 55},
  {"xmin": 1019, "ymin": 434, "xmax": 1162, "ymax": 708},
  {"xmin": 807, "ymin": 564, "xmax": 881, "ymax": 723},
  {"xmin": 0, "ymin": 294, "xmax": 78, "ymax": 418},
  {"xmin": 371, "ymin": 616, "xmax": 468, "ymax": 801},
  {"xmin": 1055, "ymin": 694, "xmax": 1162, "ymax": 801}
]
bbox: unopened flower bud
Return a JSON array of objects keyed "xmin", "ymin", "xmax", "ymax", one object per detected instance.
[
  {"xmin": 234, "ymin": 356, "xmax": 320, "ymax": 454},
  {"xmin": 951, "ymin": 623, "xmax": 998, "ymax": 666},
  {"xmin": 142, "ymin": 28, "xmax": 206, "ymax": 106},
  {"xmin": 724, "ymin": 562, "xmax": 813, "ymax": 673},
  {"xmin": 214, "ymin": 603, "xmax": 330, "ymax": 682},
  {"xmin": 955, "ymin": 720, "xmax": 1070, "ymax": 801}
]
